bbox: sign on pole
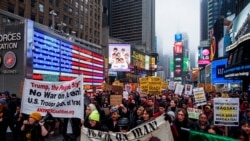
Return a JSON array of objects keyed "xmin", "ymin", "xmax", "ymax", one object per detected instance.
[{"xmin": 193, "ymin": 87, "xmax": 207, "ymax": 106}]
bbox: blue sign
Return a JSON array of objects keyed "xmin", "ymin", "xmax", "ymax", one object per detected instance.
[
  {"xmin": 175, "ymin": 33, "xmax": 182, "ymax": 42},
  {"xmin": 211, "ymin": 58, "xmax": 241, "ymax": 83}
]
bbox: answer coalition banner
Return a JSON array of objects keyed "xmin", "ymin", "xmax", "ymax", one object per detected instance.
[
  {"xmin": 21, "ymin": 75, "xmax": 84, "ymax": 119},
  {"xmin": 81, "ymin": 115, "xmax": 174, "ymax": 141}
]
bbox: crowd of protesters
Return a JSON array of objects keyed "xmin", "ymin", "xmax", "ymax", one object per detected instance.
[{"xmin": 1, "ymin": 89, "xmax": 250, "ymax": 141}]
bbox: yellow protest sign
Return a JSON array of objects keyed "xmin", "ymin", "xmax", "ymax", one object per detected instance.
[
  {"xmin": 147, "ymin": 76, "xmax": 162, "ymax": 95},
  {"xmin": 84, "ymin": 84, "xmax": 90, "ymax": 90}
]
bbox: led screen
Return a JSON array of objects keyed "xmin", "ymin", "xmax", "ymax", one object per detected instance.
[
  {"xmin": 33, "ymin": 30, "xmax": 104, "ymax": 86},
  {"xmin": 108, "ymin": 44, "xmax": 131, "ymax": 72}
]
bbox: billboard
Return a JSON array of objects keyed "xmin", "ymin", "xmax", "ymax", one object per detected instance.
[
  {"xmin": 198, "ymin": 46, "xmax": 211, "ymax": 67},
  {"xmin": 174, "ymin": 42, "xmax": 183, "ymax": 54},
  {"xmin": 211, "ymin": 58, "xmax": 241, "ymax": 83},
  {"xmin": 108, "ymin": 44, "xmax": 131, "ymax": 71},
  {"xmin": 32, "ymin": 30, "xmax": 104, "ymax": 86},
  {"xmin": 175, "ymin": 33, "xmax": 182, "ymax": 42}
]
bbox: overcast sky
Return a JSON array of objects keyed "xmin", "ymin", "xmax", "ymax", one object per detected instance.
[{"xmin": 155, "ymin": 0, "xmax": 201, "ymax": 58}]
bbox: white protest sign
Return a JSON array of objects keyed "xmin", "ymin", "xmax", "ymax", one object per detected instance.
[
  {"xmin": 187, "ymin": 108, "xmax": 203, "ymax": 119},
  {"xmin": 174, "ymin": 84, "xmax": 184, "ymax": 95},
  {"xmin": 214, "ymin": 98, "xmax": 239, "ymax": 126},
  {"xmin": 81, "ymin": 115, "xmax": 174, "ymax": 141},
  {"xmin": 193, "ymin": 87, "xmax": 207, "ymax": 106},
  {"xmin": 168, "ymin": 81, "xmax": 175, "ymax": 90},
  {"xmin": 184, "ymin": 84, "xmax": 193, "ymax": 95},
  {"xmin": 21, "ymin": 76, "xmax": 84, "ymax": 119}
]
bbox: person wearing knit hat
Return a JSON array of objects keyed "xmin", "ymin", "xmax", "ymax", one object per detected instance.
[
  {"xmin": 21, "ymin": 111, "xmax": 48, "ymax": 141},
  {"xmin": 89, "ymin": 110, "xmax": 100, "ymax": 122},
  {"xmin": 29, "ymin": 112, "xmax": 42, "ymax": 121}
]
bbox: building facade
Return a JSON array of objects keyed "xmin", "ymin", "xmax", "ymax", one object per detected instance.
[{"xmin": 0, "ymin": 0, "xmax": 103, "ymax": 45}]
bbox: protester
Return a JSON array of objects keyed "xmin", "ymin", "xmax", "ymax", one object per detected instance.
[
  {"xmin": 193, "ymin": 113, "xmax": 210, "ymax": 132},
  {"xmin": 20, "ymin": 111, "xmax": 48, "ymax": 141},
  {"xmin": 62, "ymin": 117, "xmax": 81, "ymax": 141}
]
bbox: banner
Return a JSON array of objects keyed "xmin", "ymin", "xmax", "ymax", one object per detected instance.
[
  {"xmin": 174, "ymin": 84, "xmax": 184, "ymax": 95},
  {"xmin": 214, "ymin": 98, "xmax": 239, "ymax": 126},
  {"xmin": 187, "ymin": 108, "xmax": 203, "ymax": 119},
  {"xmin": 184, "ymin": 84, "xmax": 193, "ymax": 95},
  {"xmin": 21, "ymin": 76, "xmax": 84, "ymax": 119},
  {"xmin": 193, "ymin": 87, "xmax": 207, "ymax": 106},
  {"xmin": 189, "ymin": 130, "xmax": 237, "ymax": 141},
  {"xmin": 81, "ymin": 115, "xmax": 174, "ymax": 141}
]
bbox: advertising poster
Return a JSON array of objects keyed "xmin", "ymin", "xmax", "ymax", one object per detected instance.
[
  {"xmin": 193, "ymin": 87, "xmax": 207, "ymax": 106},
  {"xmin": 214, "ymin": 98, "xmax": 239, "ymax": 126},
  {"xmin": 198, "ymin": 46, "xmax": 211, "ymax": 67},
  {"xmin": 109, "ymin": 44, "xmax": 131, "ymax": 71},
  {"xmin": 21, "ymin": 76, "xmax": 84, "ymax": 119}
]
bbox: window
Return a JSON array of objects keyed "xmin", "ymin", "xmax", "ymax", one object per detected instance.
[
  {"xmin": 31, "ymin": 13, "xmax": 36, "ymax": 21},
  {"xmin": 39, "ymin": 4, "xmax": 44, "ymax": 13},
  {"xmin": 8, "ymin": 3, "xmax": 15, "ymax": 13},
  {"xmin": 75, "ymin": 2, "xmax": 79, "ymax": 8},
  {"xmin": 39, "ymin": 16, "xmax": 43, "ymax": 24},
  {"xmin": 19, "ymin": 0, "xmax": 24, "ymax": 3},
  {"xmin": 31, "ymin": 0, "xmax": 36, "ymax": 8},
  {"xmin": 69, "ymin": 8, "xmax": 73, "ymax": 14},
  {"xmin": 81, "ymin": 5, "xmax": 84, "ymax": 11},
  {"xmin": 18, "ymin": 7, "xmax": 24, "ymax": 16},
  {"xmin": 85, "ymin": 0, "xmax": 88, "ymax": 4},
  {"xmin": 49, "ymin": 0, "xmax": 53, "ymax": 4}
]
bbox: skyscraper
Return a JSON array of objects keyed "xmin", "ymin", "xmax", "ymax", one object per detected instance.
[{"xmin": 109, "ymin": 0, "xmax": 155, "ymax": 52}]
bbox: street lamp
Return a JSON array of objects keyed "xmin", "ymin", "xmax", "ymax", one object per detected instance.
[
  {"xmin": 57, "ymin": 21, "xmax": 66, "ymax": 33},
  {"xmin": 49, "ymin": 10, "xmax": 57, "ymax": 30}
]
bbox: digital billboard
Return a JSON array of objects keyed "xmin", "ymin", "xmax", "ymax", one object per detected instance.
[
  {"xmin": 145, "ymin": 55, "xmax": 149, "ymax": 70},
  {"xmin": 198, "ymin": 46, "xmax": 211, "ymax": 67},
  {"xmin": 175, "ymin": 33, "xmax": 182, "ymax": 42},
  {"xmin": 174, "ymin": 42, "xmax": 183, "ymax": 54},
  {"xmin": 211, "ymin": 58, "xmax": 241, "ymax": 83},
  {"xmin": 32, "ymin": 30, "xmax": 104, "ymax": 86},
  {"xmin": 108, "ymin": 44, "xmax": 131, "ymax": 71}
]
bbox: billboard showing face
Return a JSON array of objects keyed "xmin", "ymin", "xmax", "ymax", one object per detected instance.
[{"xmin": 109, "ymin": 44, "xmax": 131, "ymax": 71}]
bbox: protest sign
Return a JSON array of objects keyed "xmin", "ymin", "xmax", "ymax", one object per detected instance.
[
  {"xmin": 193, "ymin": 87, "xmax": 207, "ymax": 106},
  {"xmin": 139, "ymin": 77, "xmax": 148, "ymax": 93},
  {"xmin": 147, "ymin": 76, "xmax": 162, "ymax": 94},
  {"xmin": 168, "ymin": 81, "xmax": 175, "ymax": 90},
  {"xmin": 21, "ymin": 76, "xmax": 84, "ymax": 119},
  {"xmin": 184, "ymin": 84, "xmax": 193, "ymax": 95},
  {"xmin": 110, "ymin": 95, "xmax": 122, "ymax": 106},
  {"xmin": 81, "ymin": 115, "xmax": 174, "ymax": 141},
  {"xmin": 174, "ymin": 84, "xmax": 184, "ymax": 95},
  {"xmin": 112, "ymin": 86, "xmax": 123, "ymax": 94},
  {"xmin": 214, "ymin": 98, "xmax": 239, "ymax": 126},
  {"xmin": 187, "ymin": 108, "xmax": 203, "ymax": 119}
]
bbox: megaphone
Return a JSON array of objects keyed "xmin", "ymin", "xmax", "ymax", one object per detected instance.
[{"xmin": 41, "ymin": 112, "xmax": 53, "ymax": 122}]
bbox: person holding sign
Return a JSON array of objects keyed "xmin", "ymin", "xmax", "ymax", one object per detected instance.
[{"xmin": 20, "ymin": 112, "xmax": 48, "ymax": 141}]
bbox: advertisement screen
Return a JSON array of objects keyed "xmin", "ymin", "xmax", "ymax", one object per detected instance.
[
  {"xmin": 198, "ymin": 46, "xmax": 211, "ymax": 67},
  {"xmin": 109, "ymin": 44, "xmax": 131, "ymax": 71},
  {"xmin": 33, "ymin": 30, "xmax": 104, "ymax": 86},
  {"xmin": 174, "ymin": 42, "xmax": 183, "ymax": 54},
  {"xmin": 211, "ymin": 58, "xmax": 241, "ymax": 83}
]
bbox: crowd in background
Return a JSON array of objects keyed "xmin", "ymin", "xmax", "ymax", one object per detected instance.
[{"xmin": 1, "ymin": 89, "xmax": 250, "ymax": 141}]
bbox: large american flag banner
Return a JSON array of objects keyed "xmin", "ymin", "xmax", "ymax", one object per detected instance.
[{"xmin": 32, "ymin": 30, "xmax": 104, "ymax": 88}]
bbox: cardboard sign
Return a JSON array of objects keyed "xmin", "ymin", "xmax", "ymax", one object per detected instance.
[
  {"xmin": 110, "ymin": 95, "xmax": 122, "ymax": 106},
  {"xmin": 187, "ymin": 108, "xmax": 203, "ymax": 119}
]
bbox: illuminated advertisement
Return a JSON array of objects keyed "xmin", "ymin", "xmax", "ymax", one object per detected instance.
[
  {"xmin": 183, "ymin": 57, "xmax": 189, "ymax": 71},
  {"xmin": 174, "ymin": 42, "xmax": 183, "ymax": 54},
  {"xmin": 198, "ymin": 46, "xmax": 211, "ymax": 67},
  {"xmin": 108, "ymin": 44, "xmax": 131, "ymax": 71},
  {"xmin": 211, "ymin": 58, "xmax": 241, "ymax": 83},
  {"xmin": 132, "ymin": 50, "xmax": 145, "ymax": 69},
  {"xmin": 145, "ymin": 55, "xmax": 149, "ymax": 70},
  {"xmin": 32, "ymin": 30, "xmax": 104, "ymax": 86},
  {"xmin": 175, "ymin": 33, "xmax": 182, "ymax": 42}
]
